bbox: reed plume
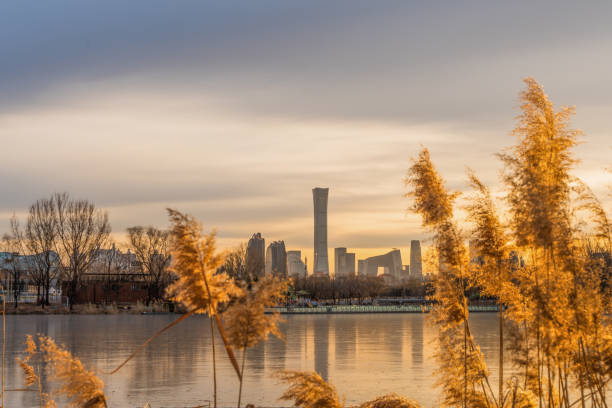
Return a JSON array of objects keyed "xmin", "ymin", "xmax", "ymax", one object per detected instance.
[
  {"xmin": 16, "ymin": 335, "xmax": 54, "ymax": 408},
  {"xmin": 358, "ymin": 393, "xmax": 422, "ymax": 408},
  {"xmin": 225, "ymin": 276, "xmax": 289, "ymax": 407},
  {"xmin": 278, "ymin": 371, "xmax": 425, "ymax": 408},
  {"xmin": 406, "ymin": 148, "xmax": 492, "ymax": 407},
  {"xmin": 166, "ymin": 208, "xmax": 243, "ymax": 407},
  {"xmin": 277, "ymin": 370, "xmax": 343, "ymax": 408},
  {"xmin": 225, "ymin": 276, "xmax": 288, "ymax": 349},
  {"xmin": 496, "ymin": 77, "xmax": 612, "ymax": 407},
  {"xmin": 17, "ymin": 335, "xmax": 106, "ymax": 408},
  {"xmin": 166, "ymin": 208, "xmax": 242, "ymax": 314},
  {"xmin": 466, "ymin": 170, "xmax": 514, "ymax": 405}
]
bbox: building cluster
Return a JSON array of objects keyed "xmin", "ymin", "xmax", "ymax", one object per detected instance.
[
  {"xmin": 0, "ymin": 245, "xmax": 149, "ymax": 304},
  {"xmin": 2, "ymin": 185, "xmax": 428, "ymax": 306},
  {"xmin": 244, "ymin": 187, "xmax": 425, "ymax": 284},
  {"xmin": 84, "ymin": 244, "xmax": 143, "ymax": 280}
]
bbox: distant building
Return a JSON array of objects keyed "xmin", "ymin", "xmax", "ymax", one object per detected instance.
[
  {"xmin": 0, "ymin": 250, "xmax": 61, "ymax": 294},
  {"xmin": 247, "ymin": 232, "xmax": 266, "ymax": 277},
  {"xmin": 401, "ymin": 265, "xmax": 410, "ymax": 281},
  {"xmin": 265, "ymin": 241, "xmax": 287, "ymax": 277},
  {"xmin": 358, "ymin": 249, "xmax": 402, "ymax": 279},
  {"xmin": 86, "ymin": 244, "xmax": 141, "ymax": 279},
  {"xmin": 334, "ymin": 247, "xmax": 355, "ymax": 277},
  {"xmin": 357, "ymin": 259, "xmax": 366, "ymax": 276},
  {"xmin": 410, "ymin": 240, "xmax": 423, "ymax": 279},
  {"xmin": 287, "ymin": 250, "xmax": 307, "ymax": 278},
  {"xmin": 313, "ymin": 187, "xmax": 329, "ymax": 275}
]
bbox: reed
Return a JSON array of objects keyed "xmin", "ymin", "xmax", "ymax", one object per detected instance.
[
  {"xmin": 404, "ymin": 78, "xmax": 612, "ymax": 407},
  {"xmin": 277, "ymin": 370, "xmax": 344, "ymax": 408},
  {"xmin": 277, "ymin": 371, "xmax": 423, "ymax": 408},
  {"xmin": 16, "ymin": 335, "xmax": 106, "ymax": 408},
  {"xmin": 406, "ymin": 148, "xmax": 492, "ymax": 407},
  {"xmin": 225, "ymin": 276, "xmax": 289, "ymax": 408}
]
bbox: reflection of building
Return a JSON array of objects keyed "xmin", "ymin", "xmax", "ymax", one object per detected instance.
[
  {"xmin": 334, "ymin": 319, "xmax": 356, "ymax": 369},
  {"xmin": 357, "ymin": 249, "xmax": 402, "ymax": 279},
  {"xmin": 314, "ymin": 317, "xmax": 329, "ymax": 381},
  {"xmin": 410, "ymin": 315, "xmax": 424, "ymax": 366},
  {"xmin": 265, "ymin": 241, "xmax": 287, "ymax": 277},
  {"xmin": 334, "ymin": 247, "xmax": 355, "ymax": 277},
  {"xmin": 287, "ymin": 250, "xmax": 307, "ymax": 278},
  {"xmin": 409, "ymin": 240, "xmax": 422, "ymax": 279},
  {"xmin": 247, "ymin": 233, "xmax": 266, "ymax": 277},
  {"xmin": 313, "ymin": 187, "xmax": 329, "ymax": 275}
]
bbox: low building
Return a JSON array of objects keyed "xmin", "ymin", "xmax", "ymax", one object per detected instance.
[{"xmin": 334, "ymin": 247, "xmax": 356, "ymax": 277}]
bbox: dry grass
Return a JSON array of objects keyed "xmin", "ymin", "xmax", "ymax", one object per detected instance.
[
  {"xmin": 16, "ymin": 334, "xmax": 107, "ymax": 408},
  {"xmin": 277, "ymin": 371, "xmax": 343, "ymax": 408},
  {"xmin": 358, "ymin": 393, "xmax": 422, "ymax": 408}
]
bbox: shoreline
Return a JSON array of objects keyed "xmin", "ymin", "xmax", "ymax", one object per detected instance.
[
  {"xmin": 4, "ymin": 303, "xmax": 501, "ymax": 315},
  {"xmin": 267, "ymin": 304, "xmax": 500, "ymax": 314}
]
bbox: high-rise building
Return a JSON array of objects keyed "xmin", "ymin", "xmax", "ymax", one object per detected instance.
[
  {"xmin": 247, "ymin": 233, "xmax": 265, "ymax": 277},
  {"xmin": 334, "ymin": 247, "xmax": 355, "ymax": 277},
  {"xmin": 357, "ymin": 249, "xmax": 402, "ymax": 279},
  {"xmin": 313, "ymin": 187, "xmax": 329, "ymax": 275},
  {"xmin": 265, "ymin": 240, "xmax": 287, "ymax": 277},
  {"xmin": 410, "ymin": 240, "xmax": 423, "ymax": 279},
  {"xmin": 287, "ymin": 250, "xmax": 307, "ymax": 278}
]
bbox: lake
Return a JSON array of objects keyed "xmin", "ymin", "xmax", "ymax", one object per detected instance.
[{"xmin": 2, "ymin": 313, "xmax": 528, "ymax": 407}]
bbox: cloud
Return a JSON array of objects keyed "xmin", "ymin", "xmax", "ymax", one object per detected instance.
[{"xmin": 1, "ymin": 0, "xmax": 611, "ymax": 266}]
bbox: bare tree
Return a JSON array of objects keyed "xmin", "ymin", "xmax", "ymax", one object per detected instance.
[
  {"xmin": 1, "ymin": 229, "xmax": 24, "ymax": 308},
  {"xmin": 23, "ymin": 198, "xmax": 60, "ymax": 306},
  {"xmin": 126, "ymin": 226, "xmax": 171, "ymax": 304},
  {"xmin": 54, "ymin": 193, "xmax": 111, "ymax": 309}
]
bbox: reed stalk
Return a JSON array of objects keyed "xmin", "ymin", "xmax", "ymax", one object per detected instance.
[{"xmin": 1, "ymin": 285, "xmax": 5, "ymax": 408}]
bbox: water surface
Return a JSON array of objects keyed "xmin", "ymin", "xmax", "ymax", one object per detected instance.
[{"xmin": 4, "ymin": 313, "xmax": 526, "ymax": 407}]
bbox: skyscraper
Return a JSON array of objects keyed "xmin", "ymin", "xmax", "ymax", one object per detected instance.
[
  {"xmin": 410, "ymin": 240, "xmax": 423, "ymax": 279},
  {"xmin": 265, "ymin": 240, "xmax": 287, "ymax": 277},
  {"xmin": 247, "ymin": 232, "xmax": 265, "ymax": 277},
  {"xmin": 313, "ymin": 187, "xmax": 329, "ymax": 275}
]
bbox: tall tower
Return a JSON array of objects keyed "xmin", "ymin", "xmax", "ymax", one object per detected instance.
[
  {"xmin": 410, "ymin": 240, "xmax": 423, "ymax": 279},
  {"xmin": 313, "ymin": 187, "xmax": 329, "ymax": 275}
]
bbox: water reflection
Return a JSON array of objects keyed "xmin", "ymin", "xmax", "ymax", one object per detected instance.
[
  {"xmin": 4, "ymin": 313, "xmax": 571, "ymax": 408},
  {"xmin": 313, "ymin": 316, "xmax": 329, "ymax": 381},
  {"xmin": 410, "ymin": 313, "xmax": 423, "ymax": 366}
]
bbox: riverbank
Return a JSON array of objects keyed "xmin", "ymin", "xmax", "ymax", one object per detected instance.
[
  {"xmin": 5, "ymin": 303, "xmax": 500, "ymax": 315},
  {"xmin": 267, "ymin": 304, "xmax": 500, "ymax": 314},
  {"xmin": 2, "ymin": 302, "xmax": 170, "ymax": 315}
]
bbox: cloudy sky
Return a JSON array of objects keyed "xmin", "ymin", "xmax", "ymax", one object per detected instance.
[{"xmin": 1, "ymin": 1, "xmax": 611, "ymax": 273}]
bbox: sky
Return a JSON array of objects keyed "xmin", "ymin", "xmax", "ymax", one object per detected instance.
[{"xmin": 1, "ymin": 1, "xmax": 611, "ymax": 274}]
